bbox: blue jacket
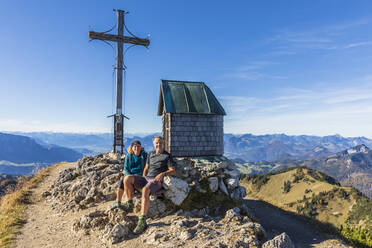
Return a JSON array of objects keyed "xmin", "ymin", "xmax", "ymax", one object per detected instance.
[{"xmin": 123, "ymin": 150, "xmax": 147, "ymax": 176}]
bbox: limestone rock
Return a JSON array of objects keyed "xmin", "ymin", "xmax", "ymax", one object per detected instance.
[
  {"xmin": 163, "ymin": 176, "xmax": 189, "ymax": 205},
  {"xmin": 179, "ymin": 229, "xmax": 194, "ymax": 240},
  {"xmin": 106, "ymin": 223, "xmax": 129, "ymax": 244},
  {"xmin": 50, "ymin": 152, "xmax": 123, "ymax": 212},
  {"xmin": 142, "ymin": 229, "xmax": 168, "ymax": 245},
  {"xmin": 231, "ymin": 186, "xmax": 247, "ymax": 201},
  {"xmin": 133, "ymin": 196, "xmax": 167, "ymax": 218},
  {"xmin": 219, "ymin": 180, "xmax": 229, "ymax": 195},
  {"xmin": 262, "ymin": 232, "xmax": 295, "ymax": 248},
  {"xmin": 106, "ymin": 151, "xmax": 121, "ymax": 163},
  {"xmin": 73, "ymin": 210, "xmax": 109, "ymax": 232},
  {"xmin": 226, "ymin": 177, "xmax": 239, "ymax": 190},
  {"xmin": 208, "ymin": 177, "xmax": 219, "ymax": 192},
  {"xmin": 223, "ymin": 207, "xmax": 242, "ymax": 222}
]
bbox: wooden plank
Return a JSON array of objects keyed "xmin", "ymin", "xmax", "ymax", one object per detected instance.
[{"xmin": 88, "ymin": 31, "xmax": 150, "ymax": 46}]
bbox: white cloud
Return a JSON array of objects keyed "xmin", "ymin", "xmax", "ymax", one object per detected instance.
[
  {"xmin": 223, "ymin": 60, "xmax": 286, "ymax": 81},
  {"xmin": 222, "ymin": 79, "xmax": 372, "ymax": 138},
  {"xmin": 268, "ymin": 19, "xmax": 372, "ymax": 52},
  {"xmin": 343, "ymin": 41, "xmax": 372, "ymax": 49}
]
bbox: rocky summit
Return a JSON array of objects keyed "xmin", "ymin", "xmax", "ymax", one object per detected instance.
[{"xmin": 41, "ymin": 152, "xmax": 293, "ymax": 247}]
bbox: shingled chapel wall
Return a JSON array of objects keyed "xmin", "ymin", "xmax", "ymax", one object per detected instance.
[{"xmin": 163, "ymin": 113, "xmax": 224, "ymax": 157}]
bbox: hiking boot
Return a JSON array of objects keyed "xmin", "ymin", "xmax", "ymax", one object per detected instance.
[
  {"xmin": 121, "ymin": 200, "xmax": 134, "ymax": 212},
  {"xmin": 133, "ymin": 216, "xmax": 147, "ymax": 234},
  {"xmin": 110, "ymin": 201, "xmax": 123, "ymax": 210}
]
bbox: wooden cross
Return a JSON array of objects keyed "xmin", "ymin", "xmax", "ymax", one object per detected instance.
[{"xmin": 89, "ymin": 9, "xmax": 150, "ymax": 154}]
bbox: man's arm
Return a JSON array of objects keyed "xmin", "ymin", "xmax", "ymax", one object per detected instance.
[
  {"xmin": 163, "ymin": 166, "xmax": 176, "ymax": 176},
  {"xmin": 154, "ymin": 166, "xmax": 176, "ymax": 182},
  {"xmin": 142, "ymin": 163, "xmax": 149, "ymax": 177}
]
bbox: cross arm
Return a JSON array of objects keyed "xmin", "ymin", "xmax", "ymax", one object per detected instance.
[{"xmin": 89, "ymin": 31, "xmax": 150, "ymax": 47}]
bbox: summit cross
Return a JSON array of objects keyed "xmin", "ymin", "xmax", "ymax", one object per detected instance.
[{"xmin": 89, "ymin": 9, "xmax": 150, "ymax": 153}]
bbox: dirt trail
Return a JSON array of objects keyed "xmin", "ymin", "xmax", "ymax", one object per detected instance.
[
  {"xmin": 15, "ymin": 162, "xmax": 104, "ymax": 247},
  {"xmin": 244, "ymin": 198, "xmax": 352, "ymax": 248}
]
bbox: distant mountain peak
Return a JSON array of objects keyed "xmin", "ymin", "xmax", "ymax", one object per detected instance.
[
  {"xmin": 346, "ymin": 144, "xmax": 369, "ymax": 155},
  {"xmin": 312, "ymin": 145, "xmax": 328, "ymax": 153}
]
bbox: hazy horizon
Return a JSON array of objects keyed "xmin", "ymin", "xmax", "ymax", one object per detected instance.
[{"xmin": 3, "ymin": 130, "xmax": 372, "ymax": 140}]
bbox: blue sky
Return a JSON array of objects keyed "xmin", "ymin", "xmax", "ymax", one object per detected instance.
[{"xmin": 1, "ymin": 1, "xmax": 372, "ymax": 138}]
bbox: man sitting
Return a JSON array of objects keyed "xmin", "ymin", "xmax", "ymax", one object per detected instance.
[
  {"xmin": 111, "ymin": 140, "xmax": 147, "ymax": 210},
  {"xmin": 120, "ymin": 136, "xmax": 175, "ymax": 234}
]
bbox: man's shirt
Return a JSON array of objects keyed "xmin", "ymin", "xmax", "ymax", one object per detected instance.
[{"xmin": 146, "ymin": 151, "xmax": 174, "ymax": 178}]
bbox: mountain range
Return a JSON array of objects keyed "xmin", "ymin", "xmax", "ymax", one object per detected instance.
[
  {"xmin": 237, "ymin": 144, "xmax": 372, "ymax": 198},
  {"xmin": 9, "ymin": 132, "xmax": 372, "ymax": 162},
  {"xmin": 0, "ymin": 132, "xmax": 83, "ymax": 175},
  {"xmin": 1, "ymin": 132, "xmax": 371, "ymax": 197},
  {"xmin": 224, "ymin": 133, "xmax": 372, "ymax": 162},
  {"xmin": 300, "ymin": 144, "xmax": 372, "ymax": 199},
  {"xmin": 10, "ymin": 131, "xmax": 161, "ymax": 154}
]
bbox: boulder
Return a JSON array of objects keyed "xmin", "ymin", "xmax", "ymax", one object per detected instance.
[
  {"xmin": 226, "ymin": 177, "xmax": 239, "ymax": 190},
  {"xmin": 219, "ymin": 180, "xmax": 229, "ymax": 195},
  {"xmin": 133, "ymin": 196, "xmax": 167, "ymax": 218},
  {"xmin": 230, "ymin": 186, "xmax": 247, "ymax": 201},
  {"xmin": 106, "ymin": 151, "xmax": 121, "ymax": 162},
  {"xmin": 262, "ymin": 232, "xmax": 295, "ymax": 248},
  {"xmin": 223, "ymin": 207, "xmax": 242, "ymax": 222},
  {"xmin": 106, "ymin": 223, "xmax": 129, "ymax": 244},
  {"xmin": 163, "ymin": 176, "xmax": 189, "ymax": 206},
  {"xmin": 208, "ymin": 177, "xmax": 219, "ymax": 192}
]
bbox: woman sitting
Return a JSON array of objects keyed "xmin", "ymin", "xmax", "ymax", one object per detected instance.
[{"xmin": 111, "ymin": 140, "xmax": 147, "ymax": 210}]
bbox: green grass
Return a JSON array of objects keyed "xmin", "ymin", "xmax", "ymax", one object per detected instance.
[{"xmin": 341, "ymin": 225, "xmax": 372, "ymax": 247}]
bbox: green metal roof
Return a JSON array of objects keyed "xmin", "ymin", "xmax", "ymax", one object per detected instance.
[{"xmin": 157, "ymin": 80, "xmax": 226, "ymax": 116}]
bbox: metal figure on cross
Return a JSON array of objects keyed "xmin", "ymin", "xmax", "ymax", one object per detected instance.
[{"xmin": 89, "ymin": 9, "xmax": 150, "ymax": 154}]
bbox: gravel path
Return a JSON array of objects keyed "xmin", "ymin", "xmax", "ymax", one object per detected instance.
[
  {"xmin": 14, "ymin": 163, "xmax": 110, "ymax": 248},
  {"xmin": 245, "ymin": 198, "xmax": 352, "ymax": 248}
]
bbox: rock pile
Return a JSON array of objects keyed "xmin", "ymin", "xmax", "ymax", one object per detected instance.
[
  {"xmin": 140, "ymin": 207, "xmax": 266, "ymax": 248},
  {"xmin": 72, "ymin": 207, "xmax": 137, "ymax": 244},
  {"xmin": 46, "ymin": 152, "xmax": 277, "ymax": 246},
  {"xmin": 173, "ymin": 156, "xmax": 247, "ymax": 203},
  {"xmin": 49, "ymin": 153, "xmax": 247, "ymax": 213},
  {"xmin": 72, "ymin": 205, "xmax": 265, "ymax": 247},
  {"xmin": 49, "ymin": 152, "xmax": 123, "ymax": 212}
]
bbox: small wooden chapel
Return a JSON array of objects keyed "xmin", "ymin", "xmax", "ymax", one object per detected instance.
[{"xmin": 157, "ymin": 80, "xmax": 226, "ymax": 157}]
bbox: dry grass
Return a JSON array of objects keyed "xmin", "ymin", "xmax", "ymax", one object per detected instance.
[
  {"xmin": 0, "ymin": 162, "xmax": 64, "ymax": 248},
  {"xmin": 242, "ymin": 169, "xmax": 361, "ymax": 232}
]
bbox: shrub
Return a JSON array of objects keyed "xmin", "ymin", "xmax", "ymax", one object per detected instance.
[
  {"xmin": 283, "ymin": 180, "xmax": 291, "ymax": 193},
  {"xmin": 341, "ymin": 225, "xmax": 372, "ymax": 247},
  {"xmin": 292, "ymin": 167, "xmax": 305, "ymax": 183},
  {"xmin": 338, "ymin": 188, "xmax": 349, "ymax": 200},
  {"xmin": 251, "ymin": 175, "xmax": 270, "ymax": 190}
]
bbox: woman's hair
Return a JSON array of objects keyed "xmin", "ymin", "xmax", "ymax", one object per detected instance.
[
  {"xmin": 127, "ymin": 145, "xmax": 144, "ymax": 154},
  {"xmin": 127, "ymin": 145, "xmax": 134, "ymax": 154}
]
